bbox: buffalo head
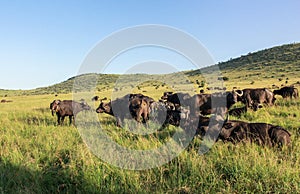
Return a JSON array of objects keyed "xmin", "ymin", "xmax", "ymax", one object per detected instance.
[
  {"xmin": 79, "ymin": 101, "xmax": 91, "ymax": 111},
  {"xmin": 96, "ymin": 100, "xmax": 112, "ymax": 114},
  {"xmin": 50, "ymin": 100, "xmax": 61, "ymax": 116}
]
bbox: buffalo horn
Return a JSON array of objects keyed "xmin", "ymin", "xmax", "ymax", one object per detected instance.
[{"xmin": 234, "ymin": 89, "xmax": 243, "ymax": 97}]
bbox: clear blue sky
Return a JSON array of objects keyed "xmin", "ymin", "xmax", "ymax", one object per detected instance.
[{"xmin": 0, "ymin": 0, "xmax": 299, "ymax": 89}]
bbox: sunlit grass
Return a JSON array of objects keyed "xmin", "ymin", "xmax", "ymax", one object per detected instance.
[{"xmin": 0, "ymin": 86, "xmax": 299, "ymax": 193}]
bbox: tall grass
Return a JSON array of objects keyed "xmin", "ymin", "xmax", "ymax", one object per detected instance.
[{"xmin": 0, "ymin": 93, "xmax": 299, "ymax": 193}]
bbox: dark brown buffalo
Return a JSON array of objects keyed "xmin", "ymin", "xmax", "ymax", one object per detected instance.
[
  {"xmin": 129, "ymin": 93, "xmax": 155, "ymax": 123},
  {"xmin": 96, "ymin": 94, "xmax": 153, "ymax": 126},
  {"xmin": 190, "ymin": 91, "xmax": 242, "ymax": 116},
  {"xmin": 164, "ymin": 107, "xmax": 191, "ymax": 127},
  {"xmin": 273, "ymin": 86, "xmax": 299, "ymax": 99},
  {"xmin": 194, "ymin": 115, "xmax": 211, "ymax": 137},
  {"xmin": 91, "ymin": 96, "xmax": 99, "ymax": 101},
  {"xmin": 161, "ymin": 92, "xmax": 192, "ymax": 109},
  {"xmin": 163, "ymin": 109, "xmax": 182, "ymax": 127},
  {"xmin": 50, "ymin": 100, "xmax": 91, "ymax": 125},
  {"xmin": 219, "ymin": 120, "xmax": 291, "ymax": 147},
  {"xmin": 130, "ymin": 97, "xmax": 150, "ymax": 123},
  {"xmin": 149, "ymin": 100, "xmax": 178, "ymax": 127},
  {"xmin": 161, "ymin": 91, "xmax": 173, "ymax": 99},
  {"xmin": 237, "ymin": 88, "xmax": 275, "ymax": 109},
  {"xmin": 149, "ymin": 101, "xmax": 169, "ymax": 126},
  {"xmin": 149, "ymin": 100, "xmax": 192, "ymax": 129},
  {"xmin": 96, "ymin": 97, "xmax": 131, "ymax": 126},
  {"xmin": 0, "ymin": 99, "xmax": 13, "ymax": 103},
  {"xmin": 196, "ymin": 114, "xmax": 229, "ymax": 140}
]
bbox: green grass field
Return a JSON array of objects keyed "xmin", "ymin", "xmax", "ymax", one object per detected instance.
[
  {"xmin": 0, "ymin": 85, "xmax": 299, "ymax": 193},
  {"xmin": 1, "ymin": 43, "xmax": 300, "ymax": 193}
]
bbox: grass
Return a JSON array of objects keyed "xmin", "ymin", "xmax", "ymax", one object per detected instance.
[
  {"xmin": 1, "ymin": 42, "xmax": 300, "ymax": 192},
  {"xmin": 0, "ymin": 88, "xmax": 299, "ymax": 193}
]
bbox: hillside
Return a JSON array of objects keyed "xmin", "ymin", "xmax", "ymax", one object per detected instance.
[
  {"xmin": 187, "ymin": 43, "xmax": 300, "ymax": 89},
  {"xmin": 1, "ymin": 42, "xmax": 300, "ymax": 96}
]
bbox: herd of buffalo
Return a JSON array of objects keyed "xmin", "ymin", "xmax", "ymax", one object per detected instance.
[{"xmin": 50, "ymin": 86, "xmax": 299, "ymax": 148}]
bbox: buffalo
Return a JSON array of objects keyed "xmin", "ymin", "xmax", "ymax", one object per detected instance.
[
  {"xmin": 0, "ymin": 99, "xmax": 13, "ymax": 103},
  {"xmin": 160, "ymin": 92, "xmax": 195, "ymax": 121},
  {"xmin": 130, "ymin": 96, "xmax": 151, "ymax": 123},
  {"xmin": 190, "ymin": 91, "xmax": 242, "ymax": 116},
  {"xmin": 196, "ymin": 114, "xmax": 228, "ymax": 141},
  {"xmin": 50, "ymin": 100, "xmax": 91, "ymax": 125},
  {"xmin": 164, "ymin": 106, "xmax": 191, "ymax": 127},
  {"xmin": 159, "ymin": 91, "xmax": 240, "ymax": 130},
  {"xmin": 161, "ymin": 90, "xmax": 241, "ymax": 116},
  {"xmin": 237, "ymin": 88, "xmax": 275, "ymax": 109},
  {"xmin": 219, "ymin": 120, "xmax": 291, "ymax": 147},
  {"xmin": 96, "ymin": 94, "xmax": 154, "ymax": 126},
  {"xmin": 91, "ymin": 96, "xmax": 100, "ymax": 101},
  {"xmin": 161, "ymin": 92, "xmax": 192, "ymax": 109},
  {"xmin": 197, "ymin": 115, "xmax": 291, "ymax": 148},
  {"xmin": 149, "ymin": 101, "xmax": 169, "ymax": 126},
  {"xmin": 96, "ymin": 97, "xmax": 132, "ymax": 126},
  {"xmin": 273, "ymin": 86, "xmax": 299, "ymax": 99},
  {"xmin": 149, "ymin": 100, "xmax": 192, "ymax": 129}
]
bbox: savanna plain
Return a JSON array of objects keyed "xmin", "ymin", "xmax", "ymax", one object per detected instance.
[{"xmin": 0, "ymin": 43, "xmax": 300, "ymax": 193}]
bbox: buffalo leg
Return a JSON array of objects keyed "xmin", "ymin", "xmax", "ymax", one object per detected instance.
[
  {"xmin": 57, "ymin": 115, "xmax": 61, "ymax": 125},
  {"xmin": 116, "ymin": 117, "xmax": 122, "ymax": 127},
  {"xmin": 142, "ymin": 111, "xmax": 148, "ymax": 123},
  {"xmin": 69, "ymin": 116, "xmax": 73, "ymax": 125},
  {"xmin": 61, "ymin": 116, "xmax": 65, "ymax": 125}
]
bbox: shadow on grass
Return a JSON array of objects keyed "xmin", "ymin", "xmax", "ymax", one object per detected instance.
[{"xmin": 0, "ymin": 153, "xmax": 96, "ymax": 194}]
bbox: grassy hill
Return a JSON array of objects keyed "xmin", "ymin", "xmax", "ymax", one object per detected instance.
[
  {"xmin": 186, "ymin": 42, "xmax": 300, "ymax": 89},
  {"xmin": 1, "ymin": 42, "xmax": 300, "ymax": 97}
]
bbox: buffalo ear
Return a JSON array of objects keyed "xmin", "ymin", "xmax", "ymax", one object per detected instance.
[{"xmin": 100, "ymin": 97, "xmax": 107, "ymax": 101}]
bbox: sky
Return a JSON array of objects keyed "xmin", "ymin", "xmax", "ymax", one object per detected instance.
[{"xmin": 0, "ymin": 1, "xmax": 300, "ymax": 90}]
